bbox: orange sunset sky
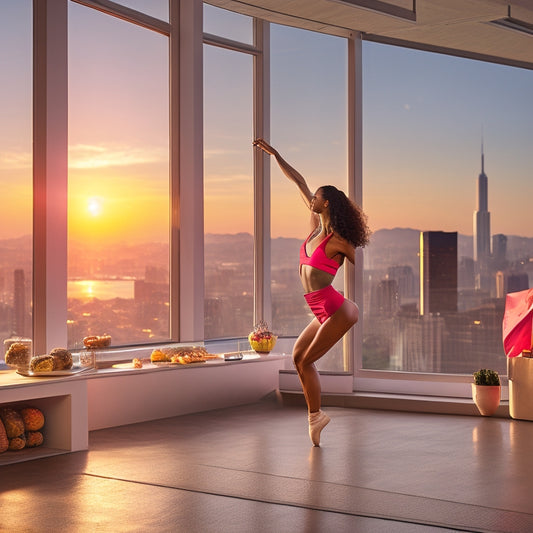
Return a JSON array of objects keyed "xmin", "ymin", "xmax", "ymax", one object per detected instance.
[{"xmin": 1, "ymin": 2, "xmax": 532, "ymax": 246}]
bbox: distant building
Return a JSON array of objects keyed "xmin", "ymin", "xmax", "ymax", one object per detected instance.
[
  {"xmin": 473, "ymin": 144, "xmax": 491, "ymax": 261},
  {"xmin": 370, "ymin": 278, "xmax": 399, "ymax": 317},
  {"xmin": 420, "ymin": 231, "xmax": 458, "ymax": 315},
  {"xmin": 388, "ymin": 265, "xmax": 417, "ymax": 299},
  {"xmin": 473, "ymin": 143, "xmax": 491, "ymax": 290},
  {"xmin": 394, "ymin": 313, "xmax": 445, "ymax": 372},
  {"xmin": 492, "ymin": 233, "xmax": 507, "ymax": 271},
  {"xmin": 13, "ymin": 269, "xmax": 26, "ymax": 336},
  {"xmin": 495, "ymin": 270, "xmax": 529, "ymax": 298},
  {"xmin": 458, "ymin": 256, "xmax": 475, "ymax": 290}
]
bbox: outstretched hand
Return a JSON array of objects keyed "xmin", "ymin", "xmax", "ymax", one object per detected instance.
[
  {"xmin": 253, "ymin": 138, "xmax": 279, "ymax": 157},
  {"xmin": 253, "ymin": 138, "xmax": 313, "ymax": 206}
]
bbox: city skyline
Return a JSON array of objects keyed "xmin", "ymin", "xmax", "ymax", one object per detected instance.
[
  {"xmin": 1, "ymin": 2, "xmax": 531, "ymax": 379},
  {"xmin": 1, "ymin": 3, "xmax": 533, "ymax": 244}
]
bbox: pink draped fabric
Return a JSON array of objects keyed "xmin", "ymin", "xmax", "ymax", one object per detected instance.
[{"xmin": 503, "ymin": 288, "xmax": 533, "ymax": 357}]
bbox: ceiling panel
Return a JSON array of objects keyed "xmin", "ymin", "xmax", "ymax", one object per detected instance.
[{"xmin": 206, "ymin": 0, "xmax": 533, "ymax": 69}]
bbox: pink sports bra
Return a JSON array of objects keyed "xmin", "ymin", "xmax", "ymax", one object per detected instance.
[{"xmin": 299, "ymin": 232, "xmax": 341, "ymax": 275}]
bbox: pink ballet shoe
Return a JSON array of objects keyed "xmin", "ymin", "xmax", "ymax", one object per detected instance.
[{"xmin": 308, "ymin": 410, "xmax": 330, "ymax": 446}]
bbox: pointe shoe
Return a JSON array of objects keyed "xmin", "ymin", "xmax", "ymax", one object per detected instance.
[{"xmin": 308, "ymin": 410, "xmax": 330, "ymax": 446}]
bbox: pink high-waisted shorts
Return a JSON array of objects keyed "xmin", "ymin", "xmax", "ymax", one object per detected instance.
[{"xmin": 304, "ymin": 285, "xmax": 345, "ymax": 324}]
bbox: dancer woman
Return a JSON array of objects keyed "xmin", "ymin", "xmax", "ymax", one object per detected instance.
[{"xmin": 254, "ymin": 139, "xmax": 370, "ymax": 446}]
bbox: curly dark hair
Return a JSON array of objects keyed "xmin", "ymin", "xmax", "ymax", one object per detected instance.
[{"xmin": 319, "ymin": 185, "xmax": 371, "ymax": 248}]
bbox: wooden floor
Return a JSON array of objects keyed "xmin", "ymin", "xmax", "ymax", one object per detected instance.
[{"xmin": 1, "ymin": 393, "xmax": 533, "ymax": 532}]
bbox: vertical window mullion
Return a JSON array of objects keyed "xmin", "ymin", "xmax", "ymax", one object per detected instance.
[
  {"xmin": 348, "ymin": 33, "xmax": 363, "ymax": 378},
  {"xmin": 179, "ymin": 0, "xmax": 204, "ymax": 341},
  {"xmin": 33, "ymin": 0, "xmax": 69, "ymax": 354},
  {"xmin": 253, "ymin": 19, "xmax": 271, "ymax": 327},
  {"xmin": 169, "ymin": 0, "xmax": 180, "ymax": 340}
]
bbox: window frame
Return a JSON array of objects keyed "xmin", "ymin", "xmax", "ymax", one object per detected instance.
[
  {"xmin": 352, "ymin": 36, "xmax": 529, "ymax": 397},
  {"xmin": 35, "ymin": 0, "xmax": 181, "ymax": 350},
  {"xmin": 31, "ymin": 0, "xmax": 521, "ymax": 400},
  {"xmin": 202, "ymin": 13, "xmax": 272, "ymax": 331}
]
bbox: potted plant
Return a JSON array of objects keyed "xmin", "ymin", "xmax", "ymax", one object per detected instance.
[{"xmin": 472, "ymin": 369, "xmax": 501, "ymax": 416}]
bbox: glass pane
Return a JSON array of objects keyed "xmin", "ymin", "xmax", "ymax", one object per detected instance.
[
  {"xmin": 204, "ymin": 44, "xmax": 254, "ymax": 339},
  {"xmin": 270, "ymin": 25, "xmax": 348, "ymax": 371},
  {"xmin": 68, "ymin": 4, "xmax": 170, "ymax": 348},
  {"xmin": 204, "ymin": 4, "xmax": 253, "ymax": 45},
  {"xmin": 0, "ymin": 1, "xmax": 33, "ymax": 357},
  {"xmin": 109, "ymin": 0, "xmax": 168, "ymax": 22},
  {"xmin": 362, "ymin": 41, "xmax": 533, "ymax": 376}
]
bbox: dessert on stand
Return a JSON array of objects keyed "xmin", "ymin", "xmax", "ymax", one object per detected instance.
[{"xmin": 248, "ymin": 321, "xmax": 277, "ymax": 354}]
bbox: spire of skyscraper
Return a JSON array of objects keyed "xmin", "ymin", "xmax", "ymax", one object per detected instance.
[
  {"xmin": 481, "ymin": 138, "xmax": 484, "ymax": 174},
  {"xmin": 473, "ymin": 139, "xmax": 491, "ymax": 290},
  {"xmin": 476, "ymin": 140, "xmax": 488, "ymax": 213}
]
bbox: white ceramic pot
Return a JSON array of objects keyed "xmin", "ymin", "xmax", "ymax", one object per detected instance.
[{"xmin": 472, "ymin": 383, "xmax": 501, "ymax": 416}]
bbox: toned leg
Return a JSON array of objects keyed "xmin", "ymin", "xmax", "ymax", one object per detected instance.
[
  {"xmin": 292, "ymin": 319, "xmax": 322, "ymax": 410},
  {"xmin": 293, "ymin": 300, "xmax": 359, "ymax": 412}
]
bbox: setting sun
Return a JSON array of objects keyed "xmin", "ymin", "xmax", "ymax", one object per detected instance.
[{"xmin": 87, "ymin": 197, "xmax": 103, "ymax": 217}]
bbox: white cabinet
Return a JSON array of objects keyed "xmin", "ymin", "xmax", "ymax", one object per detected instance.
[{"xmin": 0, "ymin": 374, "xmax": 88, "ymax": 465}]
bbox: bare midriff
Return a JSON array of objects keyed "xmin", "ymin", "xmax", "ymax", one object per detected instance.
[{"xmin": 299, "ymin": 265, "xmax": 335, "ymax": 294}]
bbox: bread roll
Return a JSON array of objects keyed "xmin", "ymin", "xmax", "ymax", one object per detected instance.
[
  {"xmin": 30, "ymin": 355, "xmax": 54, "ymax": 373},
  {"xmin": 50, "ymin": 348, "xmax": 73, "ymax": 370},
  {"xmin": 0, "ymin": 407, "xmax": 25, "ymax": 438},
  {"xmin": 5, "ymin": 342, "xmax": 31, "ymax": 368},
  {"xmin": 25, "ymin": 431, "xmax": 44, "ymax": 448},
  {"xmin": 83, "ymin": 335, "xmax": 111, "ymax": 348}
]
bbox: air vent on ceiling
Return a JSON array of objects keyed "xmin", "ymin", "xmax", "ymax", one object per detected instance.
[
  {"xmin": 490, "ymin": 17, "xmax": 533, "ymax": 36},
  {"xmin": 490, "ymin": 6, "xmax": 533, "ymax": 37},
  {"xmin": 329, "ymin": 0, "xmax": 416, "ymax": 22}
]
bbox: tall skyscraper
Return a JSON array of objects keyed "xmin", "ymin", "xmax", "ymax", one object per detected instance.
[
  {"xmin": 370, "ymin": 278, "xmax": 399, "ymax": 317},
  {"xmin": 13, "ymin": 269, "xmax": 26, "ymax": 336},
  {"xmin": 473, "ymin": 143, "xmax": 491, "ymax": 262},
  {"xmin": 420, "ymin": 231, "xmax": 458, "ymax": 315},
  {"xmin": 492, "ymin": 233, "xmax": 507, "ymax": 271}
]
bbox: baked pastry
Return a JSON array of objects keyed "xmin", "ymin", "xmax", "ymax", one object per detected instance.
[
  {"xmin": 5, "ymin": 342, "xmax": 31, "ymax": 368},
  {"xmin": 19, "ymin": 407, "xmax": 45, "ymax": 431},
  {"xmin": 150, "ymin": 349, "xmax": 168, "ymax": 362},
  {"xmin": 83, "ymin": 335, "xmax": 111, "ymax": 349},
  {"xmin": 169, "ymin": 347, "xmax": 219, "ymax": 364},
  {"xmin": 50, "ymin": 348, "xmax": 73, "ymax": 370},
  {"xmin": 30, "ymin": 355, "xmax": 54, "ymax": 372},
  {"xmin": 0, "ymin": 407, "xmax": 25, "ymax": 438},
  {"xmin": 25, "ymin": 430, "xmax": 44, "ymax": 448},
  {"xmin": 8, "ymin": 435, "xmax": 26, "ymax": 450}
]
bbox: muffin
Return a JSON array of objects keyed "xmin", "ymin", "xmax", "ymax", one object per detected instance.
[
  {"xmin": 50, "ymin": 347, "xmax": 73, "ymax": 370},
  {"xmin": 30, "ymin": 355, "xmax": 54, "ymax": 373},
  {"xmin": 5, "ymin": 342, "xmax": 31, "ymax": 369}
]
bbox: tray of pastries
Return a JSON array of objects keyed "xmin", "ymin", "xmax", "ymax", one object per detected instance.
[{"xmin": 16, "ymin": 348, "xmax": 93, "ymax": 377}]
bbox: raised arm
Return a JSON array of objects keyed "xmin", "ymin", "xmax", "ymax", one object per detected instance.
[{"xmin": 254, "ymin": 139, "xmax": 313, "ymax": 208}]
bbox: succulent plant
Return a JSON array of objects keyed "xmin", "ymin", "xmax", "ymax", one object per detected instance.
[{"xmin": 473, "ymin": 368, "xmax": 500, "ymax": 386}]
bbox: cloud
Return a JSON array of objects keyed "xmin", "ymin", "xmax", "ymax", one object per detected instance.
[
  {"xmin": 1, "ymin": 144, "xmax": 167, "ymax": 171},
  {"xmin": 68, "ymin": 143, "xmax": 166, "ymax": 169},
  {"xmin": 0, "ymin": 150, "xmax": 31, "ymax": 170},
  {"xmin": 403, "ymin": 103, "xmax": 411, "ymax": 111}
]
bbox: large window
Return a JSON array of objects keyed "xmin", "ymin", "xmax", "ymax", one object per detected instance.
[
  {"xmin": 109, "ymin": 0, "xmax": 169, "ymax": 21},
  {"xmin": 270, "ymin": 24, "xmax": 348, "ymax": 371},
  {"xmin": 68, "ymin": 3, "xmax": 170, "ymax": 348},
  {"xmin": 0, "ymin": 1, "xmax": 33, "ymax": 352},
  {"xmin": 203, "ymin": 6, "xmax": 254, "ymax": 339},
  {"xmin": 5, "ymin": 0, "xmax": 531, "ymax": 394},
  {"xmin": 362, "ymin": 42, "xmax": 533, "ymax": 377},
  {"xmin": 204, "ymin": 3, "xmax": 253, "ymax": 44}
]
